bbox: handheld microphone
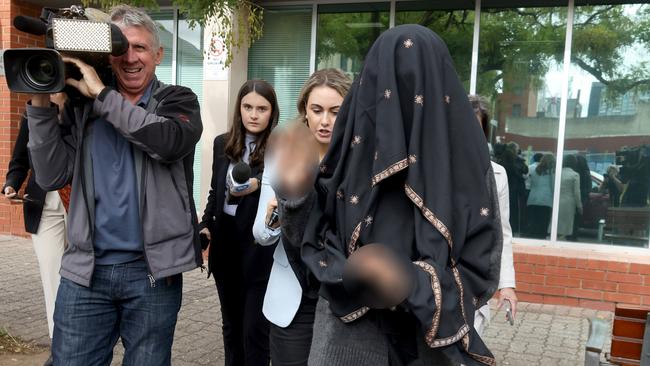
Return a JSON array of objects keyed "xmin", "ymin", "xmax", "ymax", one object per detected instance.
[
  {"xmin": 226, "ymin": 162, "xmax": 251, "ymax": 205},
  {"xmin": 13, "ymin": 15, "xmax": 47, "ymax": 35},
  {"xmin": 228, "ymin": 162, "xmax": 252, "ymax": 193}
]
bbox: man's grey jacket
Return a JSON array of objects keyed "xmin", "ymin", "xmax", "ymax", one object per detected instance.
[{"xmin": 26, "ymin": 79, "xmax": 204, "ymax": 287}]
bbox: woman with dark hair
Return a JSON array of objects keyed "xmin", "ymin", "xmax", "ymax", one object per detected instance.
[
  {"xmin": 557, "ymin": 154, "xmax": 582, "ymax": 239},
  {"xmin": 571, "ymin": 155, "xmax": 591, "ymax": 239},
  {"xmin": 526, "ymin": 154, "xmax": 555, "ymax": 238},
  {"xmin": 252, "ymin": 68, "xmax": 352, "ymax": 366},
  {"xmin": 469, "ymin": 94, "xmax": 518, "ymax": 336},
  {"xmin": 273, "ymin": 25, "xmax": 502, "ymax": 365},
  {"xmin": 199, "ymin": 79, "xmax": 279, "ymax": 366}
]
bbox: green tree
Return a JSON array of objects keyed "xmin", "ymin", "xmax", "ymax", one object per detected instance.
[{"xmin": 81, "ymin": 0, "xmax": 263, "ymax": 66}]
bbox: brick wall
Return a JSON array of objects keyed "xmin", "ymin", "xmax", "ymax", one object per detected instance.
[
  {"xmin": 513, "ymin": 244, "xmax": 650, "ymax": 312},
  {"xmin": 0, "ymin": 0, "xmax": 44, "ymax": 236}
]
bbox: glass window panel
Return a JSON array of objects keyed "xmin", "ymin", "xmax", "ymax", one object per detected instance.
[
  {"xmin": 560, "ymin": 3, "xmax": 649, "ymax": 247},
  {"xmin": 177, "ymin": 16, "xmax": 205, "ymax": 207},
  {"xmin": 150, "ymin": 10, "xmax": 174, "ymax": 85},
  {"xmin": 316, "ymin": 3, "xmax": 390, "ymax": 79},
  {"xmin": 477, "ymin": 6, "xmax": 567, "ymax": 240},
  {"xmin": 395, "ymin": 2, "xmax": 474, "ymax": 89},
  {"xmin": 249, "ymin": 7, "xmax": 312, "ymax": 124}
]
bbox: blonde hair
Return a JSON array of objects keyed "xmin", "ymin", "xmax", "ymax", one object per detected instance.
[{"xmin": 297, "ymin": 68, "xmax": 352, "ymax": 125}]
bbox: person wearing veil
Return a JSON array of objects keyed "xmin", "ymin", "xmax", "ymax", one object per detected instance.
[{"xmin": 272, "ymin": 24, "xmax": 502, "ymax": 366}]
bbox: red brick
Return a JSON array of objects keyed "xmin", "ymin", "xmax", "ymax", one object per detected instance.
[
  {"xmin": 643, "ymin": 296, "xmax": 650, "ymax": 306},
  {"xmin": 516, "ymin": 282, "xmax": 532, "ymax": 293},
  {"xmin": 529, "ymin": 255, "xmax": 546, "ymax": 265},
  {"xmin": 630, "ymin": 263, "xmax": 650, "ymax": 275},
  {"xmin": 567, "ymin": 288, "xmax": 603, "ymax": 301},
  {"xmin": 579, "ymin": 299, "xmax": 615, "ymax": 312},
  {"xmin": 544, "ymin": 256, "xmax": 559, "ymax": 266},
  {"xmin": 545, "ymin": 275, "xmax": 581, "ymax": 288},
  {"xmin": 517, "ymin": 273, "xmax": 545, "ymax": 285},
  {"xmin": 514, "ymin": 263, "xmax": 534, "ymax": 274},
  {"xmin": 582, "ymin": 279, "xmax": 618, "ymax": 292},
  {"xmin": 586, "ymin": 259, "xmax": 609, "ymax": 270},
  {"xmin": 618, "ymin": 284, "xmax": 650, "ymax": 296},
  {"xmin": 557, "ymin": 257, "xmax": 578, "ymax": 268},
  {"xmin": 605, "ymin": 272, "xmax": 643, "ymax": 285},
  {"xmin": 645, "ymin": 276, "xmax": 650, "ymax": 286},
  {"xmin": 536, "ymin": 266, "xmax": 570, "ymax": 277},
  {"xmin": 531, "ymin": 284, "xmax": 566, "ymax": 297},
  {"xmin": 518, "ymin": 293, "xmax": 543, "ymax": 303},
  {"xmin": 603, "ymin": 292, "xmax": 641, "ymax": 305},
  {"xmin": 605, "ymin": 261, "xmax": 631, "ymax": 273},
  {"xmin": 543, "ymin": 295, "xmax": 580, "ymax": 307},
  {"xmin": 568, "ymin": 268, "xmax": 606, "ymax": 281},
  {"xmin": 513, "ymin": 253, "xmax": 528, "ymax": 263},
  {"xmin": 576, "ymin": 258, "xmax": 589, "ymax": 268}
]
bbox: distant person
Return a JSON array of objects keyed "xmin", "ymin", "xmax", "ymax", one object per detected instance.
[
  {"xmin": 199, "ymin": 79, "xmax": 279, "ymax": 366},
  {"xmin": 3, "ymin": 93, "xmax": 68, "ymax": 366},
  {"xmin": 252, "ymin": 69, "xmax": 351, "ymax": 366},
  {"xmin": 469, "ymin": 94, "xmax": 517, "ymax": 335},
  {"xmin": 600, "ymin": 165, "xmax": 622, "ymax": 207},
  {"xmin": 557, "ymin": 155, "xmax": 582, "ymax": 240},
  {"xmin": 498, "ymin": 143, "xmax": 528, "ymax": 235},
  {"xmin": 526, "ymin": 154, "xmax": 555, "ymax": 238},
  {"xmin": 525, "ymin": 152, "xmax": 543, "ymax": 192}
]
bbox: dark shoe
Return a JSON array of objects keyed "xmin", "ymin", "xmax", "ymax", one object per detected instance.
[{"xmin": 43, "ymin": 354, "xmax": 53, "ymax": 366}]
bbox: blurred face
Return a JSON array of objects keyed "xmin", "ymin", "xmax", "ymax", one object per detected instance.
[
  {"xmin": 240, "ymin": 91, "xmax": 272, "ymax": 135},
  {"xmin": 109, "ymin": 25, "xmax": 162, "ymax": 103},
  {"xmin": 305, "ymin": 86, "xmax": 344, "ymax": 146}
]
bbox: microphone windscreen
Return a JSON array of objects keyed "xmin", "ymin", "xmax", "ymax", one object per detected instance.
[
  {"xmin": 232, "ymin": 162, "xmax": 252, "ymax": 184},
  {"xmin": 13, "ymin": 15, "xmax": 47, "ymax": 36},
  {"xmin": 110, "ymin": 24, "xmax": 129, "ymax": 56}
]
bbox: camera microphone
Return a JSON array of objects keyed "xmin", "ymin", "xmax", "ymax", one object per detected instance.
[
  {"xmin": 110, "ymin": 24, "xmax": 129, "ymax": 56},
  {"xmin": 13, "ymin": 15, "xmax": 47, "ymax": 36}
]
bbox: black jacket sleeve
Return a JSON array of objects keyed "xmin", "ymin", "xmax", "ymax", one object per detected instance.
[{"xmin": 4, "ymin": 114, "xmax": 30, "ymax": 192}]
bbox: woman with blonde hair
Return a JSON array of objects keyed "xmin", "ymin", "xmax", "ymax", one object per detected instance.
[{"xmin": 253, "ymin": 68, "xmax": 352, "ymax": 365}]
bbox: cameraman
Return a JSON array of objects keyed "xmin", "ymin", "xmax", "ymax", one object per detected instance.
[
  {"xmin": 619, "ymin": 148, "xmax": 650, "ymax": 207},
  {"xmin": 26, "ymin": 5, "xmax": 202, "ymax": 365}
]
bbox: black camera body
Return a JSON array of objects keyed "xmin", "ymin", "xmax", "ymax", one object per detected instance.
[{"xmin": 3, "ymin": 5, "xmax": 128, "ymax": 94}]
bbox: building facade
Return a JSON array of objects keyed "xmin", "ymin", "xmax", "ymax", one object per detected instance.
[{"xmin": 1, "ymin": 0, "xmax": 649, "ymax": 311}]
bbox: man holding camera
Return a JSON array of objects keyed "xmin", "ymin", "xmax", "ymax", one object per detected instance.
[{"xmin": 26, "ymin": 5, "xmax": 202, "ymax": 365}]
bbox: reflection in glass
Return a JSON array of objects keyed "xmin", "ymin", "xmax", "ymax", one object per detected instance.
[
  {"xmin": 477, "ymin": 7, "xmax": 567, "ymax": 239},
  {"xmin": 316, "ymin": 3, "xmax": 389, "ymax": 78},
  {"xmin": 249, "ymin": 7, "xmax": 312, "ymax": 123},
  {"xmin": 563, "ymin": 3, "xmax": 650, "ymax": 247},
  {"xmin": 395, "ymin": 3, "xmax": 474, "ymax": 89},
  {"xmin": 151, "ymin": 10, "xmax": 175, "ymax": 84}
]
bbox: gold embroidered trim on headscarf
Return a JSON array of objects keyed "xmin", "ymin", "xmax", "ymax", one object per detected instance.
[
  {"xmin": 404, "ymin": 184, "xmax": 453, "ymax": 249},
  {"xmin": 428, "ymin": 324, "xmax": 470, "ymax": 348},
  {"xmin": 462, "ymin": 334, "xmax": 497, "ymax": 366},
  {"xmin": 348, "ymin": 221, "xmax": 363, "ymax": 255},
  {"xmin": 340, "ymin": 306, "xmax": 370, "ymax": 323},
  {"xmin": 414, "ymin": 261, "xmax": 442, "ymax": 347},
  {"xmin": 372, "ymin": 158, "xmax": 408, "ymax": 186}
]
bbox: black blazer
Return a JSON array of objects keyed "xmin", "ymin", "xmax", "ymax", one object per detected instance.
[
  {"xmin": 200, "ymin": 134, "xmax": 265, "ymax": 273},
  {"xmin": 3, "ymin": 115, "xmax": 47, "ymax": 234}
]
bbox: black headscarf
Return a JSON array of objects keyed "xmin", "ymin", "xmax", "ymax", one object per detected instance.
[{"xmin": 301, "ymin": 25, "xmax": 503, "ymax": 365}]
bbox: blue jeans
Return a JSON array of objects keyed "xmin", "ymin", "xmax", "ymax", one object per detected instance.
[{"xmin": 52, "ymin": 260, "xmax": 182, "ymax": 366}]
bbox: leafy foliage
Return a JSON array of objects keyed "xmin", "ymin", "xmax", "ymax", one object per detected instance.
[{"xmin": 80, "ymin": 0, "xmax": 263, "ymax": 66}]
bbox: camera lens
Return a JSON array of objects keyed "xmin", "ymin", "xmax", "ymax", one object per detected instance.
[{"xmin": 24, "ymin": 54, "xmax": 59, "ymax": 89}]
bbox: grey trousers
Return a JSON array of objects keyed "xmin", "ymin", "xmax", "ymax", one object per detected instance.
[{"xmin": 308, "ymin": 298, "xmax": 456, "ymax": 366}]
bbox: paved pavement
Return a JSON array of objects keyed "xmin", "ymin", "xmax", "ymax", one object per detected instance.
[{"xmin": 0, "ymin": 235, "xmax": 613, "ymax": 365}]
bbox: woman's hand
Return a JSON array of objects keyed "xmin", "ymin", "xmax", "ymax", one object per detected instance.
[
  {"xmin": 497, "ymin": 287, "xmax": 518, "ymax": 320},
  {"xmin": 265, "ymin": 197, "xmax": 280, "ymax": 229},
  {"xmin": 199, "ymin": 227, "xmax": 211, "ymax": 241},
  {"xmin": 270, "ymin": 122, "xmax": 319, "ymax": 200},
  {"xmin": 229, "ymin": 178, "xmax": 260, "ymax": 197},
  {"xmin": 3, "ymin": 186, "xmax": 16, "ymax": 199}
]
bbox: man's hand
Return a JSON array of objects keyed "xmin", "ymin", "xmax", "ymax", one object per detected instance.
[
  {"xmin": 31, "ymin": 94, "xmax": 51, "ymax": 107},
  {"xmin": 62, "ymin": 56, "xmax": 105, "ymax": 99},
  {"xmin": 3, "ymin": 186, "xmax": 17, "ymax": 199},
  {"xmin": 497, "ymin": 287, "xmax": 518, "ymax": 320}
]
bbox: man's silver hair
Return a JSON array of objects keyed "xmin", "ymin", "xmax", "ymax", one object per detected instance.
[{"xmin": 110, "ymin": 4, "xmax": 161, "ymax": 50}]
